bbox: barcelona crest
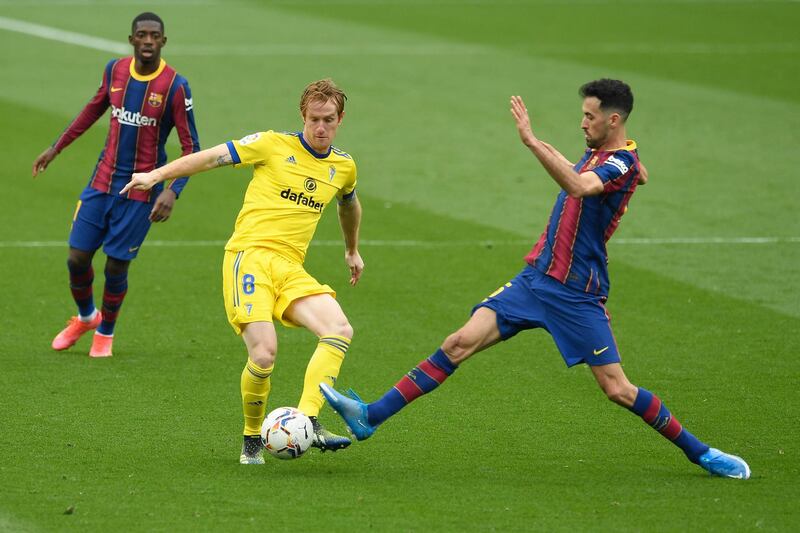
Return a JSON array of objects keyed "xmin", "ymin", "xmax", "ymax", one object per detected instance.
[{"xmin": 148, "ymin": 92, "xmax": 164, "ymax": 108}]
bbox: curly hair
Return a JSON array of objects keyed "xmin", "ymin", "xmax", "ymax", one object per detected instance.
[
  {"xmin": 579, "ymin": 79, "xmax": 633, "ymax": 120},
  {"xmin": 300, "ymin": 78, "xmax": 347, "ymax": 117}
]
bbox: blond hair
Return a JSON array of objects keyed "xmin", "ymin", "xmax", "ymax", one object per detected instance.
[{"xmin": 300, "ymin": 78, "xmax": 347, "ymax": 117}]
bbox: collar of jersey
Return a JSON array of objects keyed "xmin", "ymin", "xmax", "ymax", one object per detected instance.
[
  {"xmin": 297, "ymin": 132, "xmax": 332, "ymax": 159},
  {"xmin": 129, "ymin": 58, "xmax": 166, "ymax": 82},
  {"xmin": 592, "ymin": 139, "xmax": 637, "ymax": 153}
]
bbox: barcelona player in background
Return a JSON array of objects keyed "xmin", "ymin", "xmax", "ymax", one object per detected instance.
[
  {"xmin": 122, "ymin": 79, "xmax": 361, "ymax": 463},
  {"xmin": 321, "ymin": 79, "xmax": 751, "ymax": 479},
  {"xmin": 32, "ymin": 12, "xmax": 200, "ymax": 358}
]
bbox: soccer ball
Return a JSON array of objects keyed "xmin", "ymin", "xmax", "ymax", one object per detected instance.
[{"xmin": 260, "ymin": 407, "xmax": 314, "ymax": 460}]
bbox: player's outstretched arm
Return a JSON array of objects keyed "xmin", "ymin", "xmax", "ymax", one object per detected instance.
[
  {"xmin": 510, "ymin": 95, "xmax": 602, "ymax": 198},
  {"xmin": 540, "ymin": 141, "xmax": 574, "ymax": 167},
  {"xmin": 32, "ymin": 147, "xmax": 58, "ymax": 177},
  {"xmin": 338, "ymin": 195, "xmax": 363, "ymax": 286},
  {"xmin": 120, "ymin": 143, "xmax": 233, "ymax": 194}
]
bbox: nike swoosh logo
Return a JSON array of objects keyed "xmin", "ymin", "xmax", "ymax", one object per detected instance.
[
  {"xmin": 593, "ymin": 346, "xmax": 610, "ymax": 355},
  {"xmin": 111, "ymin": 87, "xmax": 123, "ymax": 92}
]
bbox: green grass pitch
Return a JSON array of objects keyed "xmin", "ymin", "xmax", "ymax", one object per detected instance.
[{"xmin": 1, "ymin": 1, "xmax": 799, "ymax": 531}]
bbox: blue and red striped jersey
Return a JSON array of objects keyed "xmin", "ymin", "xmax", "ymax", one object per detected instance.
[
  {"xmin": 53, "ymin": 57, "xmax": 200, "ymax": 203},
  {"xmin": 525, "ymin": 141, "xmax": 641, "ymax": 298}
]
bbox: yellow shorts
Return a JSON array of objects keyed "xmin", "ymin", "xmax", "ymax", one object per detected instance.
[{"xmin": 222, "ymin": 248, "xmax": 335, "ymax": 334}]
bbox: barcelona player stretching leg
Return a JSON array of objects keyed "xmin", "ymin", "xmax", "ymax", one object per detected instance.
[
  {"xmin": 33, "ymin": 13, "xmax": 200, "ymax": 357},
  {"xmin": 321, "ymin": 79, "xmax": 750, "ymax": 479},
  {"xmin": 122, "ymin": 79, "xmax": 362, "ymax": 462}
]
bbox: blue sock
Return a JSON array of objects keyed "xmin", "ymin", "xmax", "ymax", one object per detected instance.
[
  {"xmin": 367, "ymin": 349, "xmax": 457, "ymax": 426},
  {"xmin": 629, "ymin": 387, "xmax": 709, "ymax": 464},
  {"xmin": 68, "ymin": 262, "xmax": 95, "ymax": 317},
  {"xmin": 97, "ymin": 271, "xmax": 128, "ymax": 336}
]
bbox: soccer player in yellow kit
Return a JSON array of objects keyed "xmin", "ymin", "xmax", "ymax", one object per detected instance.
[{"xmin": 121, "ymin": 79, "xmax": 363, "ymax": 463}]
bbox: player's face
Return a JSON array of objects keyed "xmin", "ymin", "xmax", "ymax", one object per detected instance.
[
  {"xmin": 129, "ymin": 21, "xmax": 166, "ymax": 64},
  {"xmin": 302, "ymin": 99, "xmax": 343, "ymax": 153},
  {"xmin": 581, "ymin": 97, "xmax": 611, "ymax": 149}
]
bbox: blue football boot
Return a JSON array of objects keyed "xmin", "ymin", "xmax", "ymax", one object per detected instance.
[
  {"xmin": 319, "ymin": 383, "xmax": 376, "ymax": 441},
  {"xmin": 699, "ymin": 448, "xmax": 751, "ymax": 479}
]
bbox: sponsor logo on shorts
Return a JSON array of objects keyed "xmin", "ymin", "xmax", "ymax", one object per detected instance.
[
  {"xmin": 128, "ymin": 246, "xmax": 140, "ymax": 253},
  {"xmin": 593, "ymin": 346, "xmax": 609, "ymax": 356},
  {"xmin": 280, "ymin": 187, "xmax": 324, "ymax": 212}
]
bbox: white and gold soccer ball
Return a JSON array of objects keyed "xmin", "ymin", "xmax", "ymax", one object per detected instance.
[{"xmin": 260, "ymin": 407, "xmax": 314, "ymax": 460}]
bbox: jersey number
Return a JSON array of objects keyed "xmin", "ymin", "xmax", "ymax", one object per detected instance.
[
  {"xmin": 484, "ymin": 282, "xmax": 512, "ymax": 301},
  {"xmin": 242, "ymin": 274, "xmax": 256, "ymax": 295}
]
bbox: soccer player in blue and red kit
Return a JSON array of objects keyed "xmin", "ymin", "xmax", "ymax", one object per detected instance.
[
  {"xmin": 322, "ymin": 79, "xmax": 751, "ymax": 479},
  {"xmin": 32, "ymin": 12, "xmax": 200, "ymax": 357}
]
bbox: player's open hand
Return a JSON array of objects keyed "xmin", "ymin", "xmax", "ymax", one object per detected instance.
[
  {"xmin": 510, "ymin": 95, "xmax": 537, "ymax": 147},
  {"xmin": 150, "ymin": 189, "xmax": 176, "ymax": 223},
  {"xmin": 345, "ymin": 250, "xmax": 364, "ymax": 286},
  {"xmin": 32, "ymin": 147, "xmax": 57, "ymax": 177},
  {"xmin": 120, "ymin": 170, "xmax": 162, "ymax": 195}
]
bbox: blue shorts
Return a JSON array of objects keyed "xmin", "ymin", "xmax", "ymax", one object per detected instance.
[
  {"xmin": 69, "ymin": 187, "xmax": 153, "ymax": 261},
  {"xmin": 473, "ymin": 265, "xmax": 621, "ymax": 367}
]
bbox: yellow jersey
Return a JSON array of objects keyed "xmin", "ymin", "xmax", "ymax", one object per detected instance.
[{"xmin": 224, "ymin": 130, "xmax": 357, "ymax": 263}]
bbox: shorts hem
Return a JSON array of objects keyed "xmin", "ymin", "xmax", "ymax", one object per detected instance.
[
  {"xmin": 275, "ymin": 287, "xmax": 336, "ymax": 328},
  {"xmin": 228, "ymin": 316, "xmax": 274, "ymax": 336},
  {"xmin": 564, "ymin": 355, "xmax": 621, "ymax": 368},
  {"xmin": 472, "ymin": 300, "xmax": 516, "ymax": 341}
]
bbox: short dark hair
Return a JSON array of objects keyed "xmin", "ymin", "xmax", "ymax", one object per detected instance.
[
  {"xmin": 579, "ymin": 79, "xmax": 633, "ymax": 120},
  {"xmin": 131, "ymin": 12, "xmax": 164, "ymax": 34}
]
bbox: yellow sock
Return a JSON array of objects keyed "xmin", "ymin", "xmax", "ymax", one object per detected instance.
[
  {"xmin": 297, "ymin": 335, "xmax": 350, "ymax": 417},
  {"xmin": 241, "ymin": 359, "xmax": 273, "ymax": 436}
]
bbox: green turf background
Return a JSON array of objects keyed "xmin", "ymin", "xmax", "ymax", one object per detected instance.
[{"xmin": 1, "ymin": 1, "xmax": 798, "ymax": 531}]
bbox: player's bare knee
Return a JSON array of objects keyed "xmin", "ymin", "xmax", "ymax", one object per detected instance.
[
  {"xmin": 248, "ymin": 346, "xmax": 276, "ymax": 369},
  {"xmin": 67, "ymin": 249, "xmax": 93, "ymax": 269},
  {"xmin": 321, "ymin": 315, "xmax": 353, "ymax": 340},
  {"xmin": 602, "ymin": 381, "xmax": 636, "ymax": 407},
  {"xmin": 442, "ymin": 331, "xmax": 475, "ymax": 363},
  {"xmin": 105, "ymin": 257, "xmax": 130, "ymax": 277},
  {"xmin": 67, "ymin": 257, "xmax": 89, "ymax": 271},
  {"xmin": 335, "ymin": 320, "xmax": 354, "ymax": 340},
  {"xmin": 604, "ymin": 387, "xmax": 628, "ymax": 406},
  {"xmin": 441, "ymin": 331, "xmax": 459, "ymax": 354}
]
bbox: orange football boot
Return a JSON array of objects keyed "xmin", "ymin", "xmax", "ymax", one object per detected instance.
[
  {"xmin": 51, "ymin": 312, "xmax": 102, "ymax": 351},
  {"xmin": 89, "ymin": 332, "xmax": 113, "ymax": 358}
]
